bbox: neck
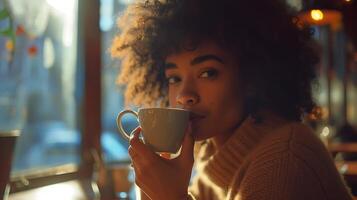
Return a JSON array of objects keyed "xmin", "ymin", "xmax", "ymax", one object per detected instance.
[
  {"xmin": 211, "ymin": 110, "xmax": 288, "ymax": 149},
  {"xmin": 212, "ymin": 115, "xmax": 247, "ymax": 149},
  {"xmin": 212, "ymin": 134, "xmax": 230, "ymax": 149}
]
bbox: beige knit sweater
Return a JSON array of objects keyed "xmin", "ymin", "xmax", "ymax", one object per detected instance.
[{"xmin": 188, "ymin": 116, "xmax": 353, "ymax": 200}]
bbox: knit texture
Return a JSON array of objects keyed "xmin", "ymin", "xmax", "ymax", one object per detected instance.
[{"xmin": 188, "ymin": 115, "xmax": 353, "ymax": 200}]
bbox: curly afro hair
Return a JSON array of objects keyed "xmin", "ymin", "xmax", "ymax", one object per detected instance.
[{"xmin": 111, "ymin": 0, "xmax": 320, "ymax": 121}]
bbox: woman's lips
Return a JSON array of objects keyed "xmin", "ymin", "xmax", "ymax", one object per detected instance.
[{"xmin": 189, "ymin": 112, "xmax": 205, "ymax": 122}]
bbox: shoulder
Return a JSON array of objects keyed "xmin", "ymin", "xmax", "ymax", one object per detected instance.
[
  {"xmin": 247, "ymin": 121, "xmax": 337, "ymax": 175},
  {"xmin": 233, "ymin": 123, "xmax": 353, "ymax": 200},
  {"xmin": 261, "ymin": 121, "xmax": 316, "ymax": 143},
  {"xmin": 248, "ymin": 121, "xmax": 339, "ymax": 181},
  {"xmin": 254, "ymin": 122, "xmax": 325, "ymax": 157}
]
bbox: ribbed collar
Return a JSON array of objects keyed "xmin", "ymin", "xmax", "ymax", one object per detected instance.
[{"xmin": 196, "ymin": 113, "xmax": 290, "ymax": 189}]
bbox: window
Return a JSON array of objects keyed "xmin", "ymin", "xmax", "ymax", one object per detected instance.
[
  {"xmin": 100, "ymin": 0, "xmax": 135, "ymax": 164},
  {"xmin": 311, "ymin": 25, "xmax": 354, "ymax": 135},
  {"xmin": 100, "ymin": 0, "xmax": 137, "ymax": 198},
  {"xmin": 2, "ymin": 0, "xmax": 133, "ymax": 198},
  {"xmin": 0, "ymin": 0, "xmax": 81, "ymax": 173}
]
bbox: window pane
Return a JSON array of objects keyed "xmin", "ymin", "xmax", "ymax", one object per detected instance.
[
  {"xmin": 0, "ymin": 0, "xmax": 82, "ymax": 172},
  {"xmin": 100, "ymin": 0, "xmax": 137, "ymax": 164},
  {"xmin": 311, "ymin": 25, "xmax": 350, "ymax": 135},
  {"xmin": 100, "ymin": 0, "xmax": 137, "ymax": 199}
]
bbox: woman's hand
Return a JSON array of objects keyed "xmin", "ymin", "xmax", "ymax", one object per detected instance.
[{"xmin": 129, "ymin": 124, "xmax": 194, "ymax": 200}]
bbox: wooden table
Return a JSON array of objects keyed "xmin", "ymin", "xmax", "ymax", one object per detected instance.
[{"xmin": 8, "ymin": 179, "xmax": 99, "ymax": 200}]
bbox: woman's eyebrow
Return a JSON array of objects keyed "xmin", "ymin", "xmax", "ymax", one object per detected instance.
[
  {"xmin": 191, "ymin": 54, "xmax": 224, "ymax": 65},
  {"xmin": 164, "ymin": 54, "xmax": 224, "ymax": 70}
]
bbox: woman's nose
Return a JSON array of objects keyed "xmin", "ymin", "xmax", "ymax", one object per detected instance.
[{"xmin": 176, "ymin": 90, "xmax": 199, "ymax": 107}]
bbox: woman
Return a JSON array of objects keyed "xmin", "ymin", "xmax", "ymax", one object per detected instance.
[{"xmin": 111, "ymin": 0, "xmax": 353, "ymax": 199}]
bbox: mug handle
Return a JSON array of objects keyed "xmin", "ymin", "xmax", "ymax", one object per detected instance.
[{"xmin": 116, "ymin": 109, "xmax": 139, "ymax": 141}]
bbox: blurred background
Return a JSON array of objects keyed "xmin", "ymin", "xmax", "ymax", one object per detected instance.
[{"xmin": 0, "ymin": 0, "xmax": 356, "ymax": 199}]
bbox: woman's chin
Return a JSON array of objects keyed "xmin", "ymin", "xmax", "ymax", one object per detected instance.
[{"xmin": 191, "ymin": 129, "xmax": 214, "ymax": 141}]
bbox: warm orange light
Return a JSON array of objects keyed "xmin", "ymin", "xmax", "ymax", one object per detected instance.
[
  {"xmin": 311, "ymin": 9, "xmax": 324, "ymax": 21},
  {"xmin": 298, "ymin": 9, "xmax": 342, "ymax": 29}
]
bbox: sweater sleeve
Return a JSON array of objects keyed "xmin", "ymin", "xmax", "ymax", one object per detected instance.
[{"xmin": 233, "ymin": 151, "xmax": 353, "ymax": 200}]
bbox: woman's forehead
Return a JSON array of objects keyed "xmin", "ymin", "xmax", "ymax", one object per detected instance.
[{"xmin": 165, "ymin": 41, "xmax": 231, "ymax": 63}]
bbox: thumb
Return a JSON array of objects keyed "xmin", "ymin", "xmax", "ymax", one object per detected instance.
[{"xmin": 177, "ymin": 123, "xmax": 195, "ymax": 164}]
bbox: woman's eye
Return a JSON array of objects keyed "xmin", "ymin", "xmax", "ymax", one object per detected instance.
[
  {"xmin": 200, "ymin": 69, "xmax": 218, "ymax": 78},
  {"xmin": 166, "ymin": 76, "xmax": 181, "ymax": 84}
]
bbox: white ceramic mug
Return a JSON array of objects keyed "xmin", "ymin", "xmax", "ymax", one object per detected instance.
[{"xmin": 116, "ymin": 108, "xmax": 190, "ymax": 153}]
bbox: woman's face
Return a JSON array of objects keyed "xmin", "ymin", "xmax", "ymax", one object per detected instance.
[{"xmin": 165, "ymin": 41, "xmax": 245, "ymax": 142}]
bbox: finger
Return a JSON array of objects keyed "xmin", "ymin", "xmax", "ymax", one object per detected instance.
[
  {"xmin": 129, "ymin": 128, "xmax": 160, "ymax": 165},
  {"xmin": 134, "ymin": 179, "xmax": 151, "ymax": 200},
  {"xmin": 177, "ymin": 123, "xmax": 194, "ymax": 164},
  {"xmin": 128, "ymin": 145, "xmax": 138, "ymax": 159},
  {"xmin": 129, "ymin": 127, "xmax": 143, "ymax": 147},
  {"xmin": 130, "ymin": 126, "xmax": 142, "ymax": 140},
  {"xmin": 129, "ymin": 146, "xmax": 145, "ymax": 176}
]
